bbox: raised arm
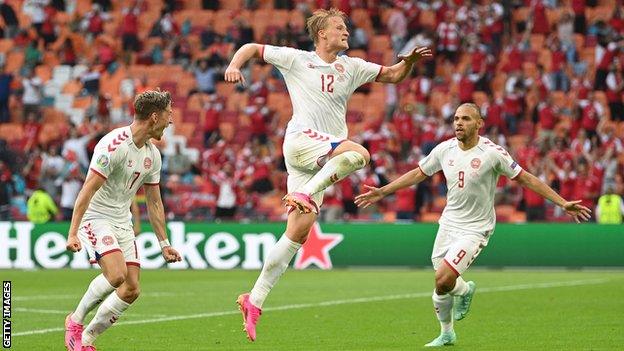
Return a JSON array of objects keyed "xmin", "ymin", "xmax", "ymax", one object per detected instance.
[
  {"xmin": 514, "ymin": 170, "xmax": 592, "ymax": 223},
  {"xmin": 144, "ymin": 184, "xmax": 181, "ymax": 263},
  {"xmin": 224, "ymin": 43, "xmax": 264, "ymax": 85},
  {"xmin": 355, "ymin": 167, "xmax": 429, "ymax": 208},
  {"xmin": 66, "ymin": 172, "xmax": 106, "ymax": 252},
  {"xmin": 376, "ymin": 46, "xmax": 432, "ymax": 84}
]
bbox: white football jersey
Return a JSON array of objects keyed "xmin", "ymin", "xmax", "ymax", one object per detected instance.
[
  {"xmin": 419, "ymin": 136, "xmax": 523, "ymax": 233},
  {"xmin": 263, "ymin": 45, "xmax": 382, "ymax": 139},
  {"xmin": 84, "ymin": 126, "xmax": 162, "ymax": 226}
]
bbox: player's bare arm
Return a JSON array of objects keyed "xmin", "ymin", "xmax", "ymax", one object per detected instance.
[
  {"xmin": 131, "ymin": 198, "xmax": 141, "ymax": 236},
  {"xmin": 514, "ymin": 170, "xmax": 592, "ymax": 223},
  {"xmin": 355, "ymin": 167, "xmax": 429, "ymax": 208},
  {"xmin": 144, "ymin": 184, "xmax": 182, "ymax": 263},
  {"xmin": 224, "ymin": 43, "xmax": 263, "ymax": 85},
  {"xmin": 376, "ymin": 47, "xmax": 433, "ymax": 84},
  {"xmin": 65, "ymin": 172, "xmax": 106, "ymax": 252}
]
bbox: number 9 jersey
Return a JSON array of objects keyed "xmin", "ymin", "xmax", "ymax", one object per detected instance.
[
  {"xmin": 418, "ymin": 136, "xmax": 523, "ymax": 234},
  {"xmin": 85, "ymin": 126, "xmax": 162, "ymax": 226}
]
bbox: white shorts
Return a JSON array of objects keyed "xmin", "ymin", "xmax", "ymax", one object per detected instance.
[
  {"xmin": 431, "ymin": 225, "xmax": 491, "ymax": 275},
  {"xmin": 78, "ymin": 218, "xmax": 140, "ymax": 267},
  {"xmin": 283, "ymin": 128, "xmax": 345, "ymax": 208}
]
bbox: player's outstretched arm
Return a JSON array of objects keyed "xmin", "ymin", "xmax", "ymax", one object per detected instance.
[
  {"xmin": 66, "ymin": 172, "xmax": 106, "ymax": 252},
  {"xmin": 144, "ymin": 184, "xmax": 182, "ymax": 263},
  {"xmin": 514, "ymin": 170, "xmax": 592, "ymax": 223},
  {"xmin": 355, "ymin": 167, "xmax": 428, "ymax": 208},
  {"xmin": 376, "ymin": 46, "xmax": 433, "ymax": 84},
  {"xmin": 224, "ymin": 43, "xmax": 264, "ymax": 86}
]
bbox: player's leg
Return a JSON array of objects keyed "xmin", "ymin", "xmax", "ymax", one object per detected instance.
[
  {"xmin": 79, "ymin": 252, "xmax": 128, "ymax": 348},
  {"xmin": 250, "ymin": 210, "xmax": 316, "ymax": 307},
  {"xmin": 426, "ymin": 227, "xmax": 457, "ymax": 347},
  {"xmin": 426, "ymin": 232, "xmax": 486, "ymax": 346},
  {"xmin": 81, "ymin": 228, "xmax": 139, "ymax": 348},
  {"xmin": 66, "ymin": 222, "xmax": 126, "ymax": 351},
  {"xmin": 282, "ymin": 130, "xmax": 368, "ymax": 214},
  {"xmin": 445, "ymin": 234, "xmax": 487, "ymax": 321},
  {"xmin": 298, "ymin": 140, "xmax": 369, "ymax": 197},
  {"xmin": 82, "ymin": 264, "xmax": 139, "ymax": 347},
  {"xmin": 239, "ymin": 210, "xmax": 317, "ymax": 341}
]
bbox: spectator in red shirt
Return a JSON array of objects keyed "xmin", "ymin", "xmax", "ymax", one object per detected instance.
[
  {"xmin": 571, "ymin": 0, "xmax": 586, "ymax": 34},
  {"xmin": 436, "ymin": 11, "xmax": 460, "ymax": 63},
  {"xmin": 548, "ymin": 137, "xmax": 575, "ymax": 169},
  {"xmin": 573, "ymin": 161, "xmax": 601, "ymax": 213},
  {"xmin": 482, "ymin": 97, "xmax": 507, "ymax": 134},
  {"xmin": 580, "ymin": 92, "xmax": 604, "ymax": 140},
  {"xmin": 605, "ymin": 61, "xmax": 624, "ymax": 122},
  {"xmin": 523, "ymin": 163, "xmax": 547, "ymax": 221},
  {"xmin": 203, "ymin": 97, "xmax": 222, "ymax": 147},
  {"xmin": 393, "ymin": 104, "xmax": 415, "ymax": 159},
  {"xmin": 536, "ymin": 98, "xmax": 559, "ymax": 143},
  {"xmin": 395, "ymin": 187, "xmax": 416, "ymax": 220},
  {"xmin": 547, "ymin": 38, "xmax": 569, "ymax": 92},
  {"xmin": 121, "ymin": 4, "xmax": 141, "ymax": 53},
  {"xmin": 530, "ymin": 0, "xmax": 550, "ymax": 35}
]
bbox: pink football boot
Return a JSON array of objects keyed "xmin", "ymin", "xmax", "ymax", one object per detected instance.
[
  {"xmin": 236, "ymin": 293, "xmax": 262, "ymax": 341},
  {"xmin": 64, "ymin": 313, "xmax": 83, "ymax": 351},
  {"xmin": 282, "ymin": 192, "xmax": 319, "ymax": 214},
  {"xmin": 81, "ymin": 346, "xmax": 97, "ymax": 351}
]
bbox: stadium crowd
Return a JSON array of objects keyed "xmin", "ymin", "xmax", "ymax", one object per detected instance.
[{"xmin": 0, "ymin": 0, "xmax": 623, "ymax": 223}]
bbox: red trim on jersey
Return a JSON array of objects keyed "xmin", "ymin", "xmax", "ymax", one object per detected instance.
[
  {"xmin": 133, "ymin": 241, "xmax": 138, "ymax": 259},
  {"xmin": 126, "ymin": 262, "xmax": 141, "ymax": 267},
  {"xmin": 443, "ymin": 259, "xmax": 460, "ymax": 277},
  {"xmin": 374, "ymin": 65, "xmax": 384, "ymax": 82},
  {"xmin": 259, "ymin": 44, "xmax": 265, "ymax": 62},
  {"xmin": 100, "ymin": 248, "xmax": 122, "ymax": 258},
  {"xmin": 511, "ymin": 169, "xmax": 524, "ymax": 180},
  {"xmin": 89, "ymin": 259, "xmax": 97, "ymax": 264},
  {"xmin": 89, "ymin": 168, "xmax": 107, "ymax": 180},
  {"xmin": 417, "ymin": 165, "xmax": 432, "ymax": 177},
  {"xmin": 143, "ymin": 182, "xmax": 159, "ymax": 186}
]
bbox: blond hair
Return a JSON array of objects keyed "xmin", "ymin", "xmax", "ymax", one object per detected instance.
[
  {"xmin": 306, "ymin": 8, "xmax": 347, "ymax": 45},
  {"xmin": 134, "ymin": 90, "xmax": 172, "ymax": 120}
]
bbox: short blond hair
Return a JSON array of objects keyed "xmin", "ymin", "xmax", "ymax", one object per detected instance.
[{"xmin": 306, "ymin": 8, "xmax": 347, "ymax": 44}]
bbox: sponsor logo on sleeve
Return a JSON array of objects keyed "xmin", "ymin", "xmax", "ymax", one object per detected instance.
[
  {"xmin": 96, "ymin": 154, "xmax": 110, "ymax": 168},
  {"xmin": 510, "ymin": 161, "xmax": 518, "ymax": 169}
]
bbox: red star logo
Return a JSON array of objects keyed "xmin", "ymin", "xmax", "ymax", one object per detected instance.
[{"xmin": 294, "ymin": 223, "xmax": 343, "ymax": 270}]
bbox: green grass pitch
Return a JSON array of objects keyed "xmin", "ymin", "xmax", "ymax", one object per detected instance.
[{"xmin": 4, "ymin": 269, "xmax": 623, "ymax": 350}]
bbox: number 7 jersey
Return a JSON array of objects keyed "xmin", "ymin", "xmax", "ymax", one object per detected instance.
[
  {"xmin": 85, "ymin": 126, "xmax": 162, "ymax": 226},
  {"xmin": 419, "ymin": 137, "xmax": 523, "ymax": 233}
]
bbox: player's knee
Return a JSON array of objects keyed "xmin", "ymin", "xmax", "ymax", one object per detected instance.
[
  {"xmin": 105, "ymin": 268, "xmax": 128, "ymax": 288},
  {"xmin": 342, "ymin": 150, "xmax": 368, "ymax": 169},
  {"xmin": 434, "ymin": 273, "xmax": 456, "ymax": 294},
  {"xmin": 121, "ymin": 286, "xmax": 140, "ymax": 302},
  {"xmin": 107, "ymin": 274, "xmax": 126, "ymax": 288}
]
